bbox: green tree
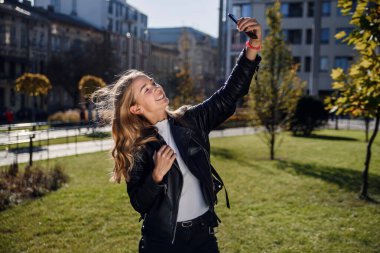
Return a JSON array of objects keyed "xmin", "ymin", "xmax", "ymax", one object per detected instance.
[
  {"xmin": 325, "ymin": 0, "xmax": 379, "ymax": 200},
  {"xmin": 171, "ymin": 66, "xmax": 204, "ymax": 109},
  {"xmin": 14, "ymin": 73, "xmax": 52, "ymax": 121},
  {"xmin": 248, "ymin": 0, "xmax": 305, "ymax": 160}
]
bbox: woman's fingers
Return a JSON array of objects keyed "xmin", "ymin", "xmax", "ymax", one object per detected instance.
[
  {"xmin": 237, "ymin": 17, "xmax": 256, "ymax": 27},
  {"xmin": 152, "ymin": 145, "xmax": 177, "ymax": 183},
  {"xmin": 163, "ymin": 146, "xmax": 174, "ymax": 157},
  {"xmin": 239, "ymin": 21, "xmax": 259, "ymax": 32},
  {"xmin": 155, "ymin": 145, "xmax": 176, "ymax": 164}
]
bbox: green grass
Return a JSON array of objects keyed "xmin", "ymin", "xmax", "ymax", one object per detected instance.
[
  {"xmin": 0, "ymin": 132, "xmax": 111, "ymax": 151},
  {"xmin": 0, "ymin": 129, "xmax": 379, "ymax": 253}
]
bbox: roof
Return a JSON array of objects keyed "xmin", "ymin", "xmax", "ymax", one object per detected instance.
[
  {"xmin": 148, "ymin": 27, "xmax": 217, "ymax": 48},
  {"xmin": 3, "ymin": 0, "xmax": 101, "ymax": 31}
]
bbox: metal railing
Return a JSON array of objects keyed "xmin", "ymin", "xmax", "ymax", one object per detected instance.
[{"xmin": 0, "ymin": 121, "xmax": 111, "ymax": 166}]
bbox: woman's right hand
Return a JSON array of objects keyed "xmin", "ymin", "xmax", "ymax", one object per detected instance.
[{"xmin": 152, "ymin": 145, "xmax": 176, "ymax": 183}]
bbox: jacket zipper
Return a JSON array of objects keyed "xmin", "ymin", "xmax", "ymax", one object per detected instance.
[{"xmin": 171, "ymin": 161, "xmax": 183, "ymax": 244}]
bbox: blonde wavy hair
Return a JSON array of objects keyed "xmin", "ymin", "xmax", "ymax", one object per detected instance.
[{"xmin": 91, "ymin": 70, "xmax": 190, "ymax": 183}]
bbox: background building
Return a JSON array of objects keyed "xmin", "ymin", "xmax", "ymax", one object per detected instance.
[
  {"xmin": 149, "ymin": 27, "xmax": 218, "ymax": 96},
  {"xmin": 0, "ymin": 0, "xmax": 104, "ymax": 118},
  {"xmin": 220, "ymin": 0, "xmax": 356, "ymax": 99},
  {"xmin": 34, "ymin": 0, "xmax": 150, "ymax": 70}
]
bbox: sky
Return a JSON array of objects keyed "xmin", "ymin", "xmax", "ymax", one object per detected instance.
[{"xmin": 127, "ymin": 0, "xmax": 220, "ymax": 38}]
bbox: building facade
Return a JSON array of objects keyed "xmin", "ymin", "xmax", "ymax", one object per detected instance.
[
  {"xmin": 221, "ymin": 0, "xmax": 356, "ymax": 98},
  {"xmin": 149, "ymin": 27, "xmax": 218, "ymax": 97},
  {"xmin": 34, "ymin": 0, "xmax": 150, "ymax": 71},
  {"xmin": 0, "ymin": 0, "xmax": 106, "ymax": 118}
]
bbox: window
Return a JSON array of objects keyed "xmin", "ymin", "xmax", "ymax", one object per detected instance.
[
  {"xmin": 10, "ymin": 26, "xmax": 16, "ymax": 46},
  {"xmin": 305, "ymin": 56, "xmax": 311, "ymax": 72},
  {"xmin": 125, "ymin": 6, "xmax": 129, "ymax": 19},
  {"xmin": 306, "ymin": 28, "xmax": 312, "ymax": 44},
  {"xmin": 320, "ymin": 28, "xmax": 329, "ymax": 44},
  {"xmin": 232, "ymin": 4, "xmax": 251, "ymax": 18},
  {"xmin": 284, "ymin": 29, "xmax": 302, "ymax": 44},
  {"xmin": 320, "ymin": 57, "xmax": 329, "ymax": 72},
  {"xmin": 115, "ymin": 20, "xmax": 119, "ymax": 33},
  {"xmin": 0, "ymin": 87, "xmax": 4, "ymax": 107},
  {"xmin": 9, "ymin": 61, "xmax": 15, "ymax": 78},
  {"xmin": 107, "ymin": 18, "xmax": 113, "ymax": 31},
  {"xmin": 108, "ymin": 1, "xmax": 113, "ymax": 14},
  {"xmin": 10, "ymin": 88, "xmax": 15, "ymax": 107},
  {"xmin": 307, "ymin": 2, "xmax": 314, "ymax": 17},
  {"xmin": 0, "ymin": 25, "xmax": 5, "ymax": 45},
  {"xmin": 281, "ymin": 2, "xmax": 303, "ymax": 17},
  {"xmin": 0, "ymin": 61, "xmax": 4, "ymax": 76},
  {"xmin": 335, "ymin": 27, "xmax": 353, "ymax": 44},
  {"xmin": 241, "ymin": 4, "xmax": 251, "ymax": 17},
  {"xmin": 72, "ymin": 0, "xmax": 77, "ymax": 15},
  {"xmin": 335, "ymin": 56, "xmax": 353, "ymax": 71},
  {"xmin": 322, "ymin": 1, "xmax": 331, "ymax": 16}
]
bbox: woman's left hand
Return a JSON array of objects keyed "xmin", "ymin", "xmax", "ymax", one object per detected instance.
[{"xmin": 237, "ymin": 17, "xmax": 262, "ymax": 46}]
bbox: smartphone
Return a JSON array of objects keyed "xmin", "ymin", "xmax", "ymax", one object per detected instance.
[{"xmin": 227, "ymin": 13, "xmax": 257, "ymax": 40}]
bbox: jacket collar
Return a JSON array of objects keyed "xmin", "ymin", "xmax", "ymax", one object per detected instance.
[{"xmin": 155, "ymin": 115, "xmax": 192, "ymax": 164}]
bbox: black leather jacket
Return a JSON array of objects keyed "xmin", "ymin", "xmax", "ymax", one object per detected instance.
[{"xmin": 126, "ymin": 48, "xmax": 261, "ymax": 244}]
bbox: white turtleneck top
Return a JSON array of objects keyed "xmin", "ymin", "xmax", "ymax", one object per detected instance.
[{"xmin": 154, "ymin": 119, "xmax": 209, "ymax": 222}]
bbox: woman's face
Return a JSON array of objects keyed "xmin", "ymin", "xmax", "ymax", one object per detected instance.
[{"xmin": 129, "ymin": 76, "xmax": 169, "ymax": 121}]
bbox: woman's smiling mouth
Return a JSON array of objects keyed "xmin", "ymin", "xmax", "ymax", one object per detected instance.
[{"xmin": 156, "ymin": 94, "xmax": 165, "ymax": 101}]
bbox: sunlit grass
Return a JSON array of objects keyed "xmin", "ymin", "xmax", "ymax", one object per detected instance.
[{"xmin": 0, "ymin": 129, "xmax": 379, "ymax": 253}]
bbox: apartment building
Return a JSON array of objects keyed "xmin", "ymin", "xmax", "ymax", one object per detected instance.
[
  {"xmin": 0, "ymin": 0, "xmax": 103, "ymax": 115},
  {"xmin": 149, "ymin": 27, "xmax": 218, "ymax": 96},
  {"xmin": 34, "ymin": 0, "xmax": 150, "ymax": 70},
  {"xmin": 220, "ymin": 0, "xmax": 356, "ymax": 98}
]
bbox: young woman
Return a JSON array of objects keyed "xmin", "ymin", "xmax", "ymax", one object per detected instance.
[{"xmin": 93, "ymin": 17, "xmax": 262, "ymax": 253}]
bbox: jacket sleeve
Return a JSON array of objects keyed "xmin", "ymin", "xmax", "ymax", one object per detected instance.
[
  {"xmin": 126, "ymin": 151, "xmax": 166, "ymax": 214},
  {"xmin": 184, "ymin": 47, "xmax": 261, "ymax": 135}
]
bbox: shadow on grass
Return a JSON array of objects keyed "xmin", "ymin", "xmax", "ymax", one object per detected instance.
[
  {"xmin": 294, "ymin": 134, "xmax": 359, "ymax": 142},
  {"xmin": 211, "ymin": 146, "xmax": 380, "ymax": 199},
  {"xmin": 9, "ymin": 146, "xmax": 46, "ymax": 154},
  {"xmin": 211, "ymin": 147, "xmax": 235, "ymax": 160},
  {"xmin": 276, "ymin": 160, "xmax": 380, "ymax": 196}
]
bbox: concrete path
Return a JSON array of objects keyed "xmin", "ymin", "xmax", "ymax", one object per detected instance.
[
  {"xmin": 0, "ymin": 118, "xmax": 375, "ymax": 166},
  {"xmin": 0, "ymin": 126, "xmax": 261, "ymax": 166}
]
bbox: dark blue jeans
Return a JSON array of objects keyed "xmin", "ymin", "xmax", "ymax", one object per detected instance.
[{"xmin": 138, "ymin": 211, "xmax": 219, "ymax": 253}]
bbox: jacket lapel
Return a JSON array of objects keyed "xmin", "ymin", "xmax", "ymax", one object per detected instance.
[{"xmin": 168, "ymin": 116, "xmax": 192, "ymax": 165}]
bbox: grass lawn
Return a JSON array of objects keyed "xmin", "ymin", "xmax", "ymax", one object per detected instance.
[{"xmin": 0, "ymin": 129, "xmax": 379, "ymax": 253}]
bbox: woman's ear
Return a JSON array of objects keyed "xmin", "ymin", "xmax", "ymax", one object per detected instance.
[{"xmin": 130, "ymin": 104, "xmax": 143, "ymax": 115}]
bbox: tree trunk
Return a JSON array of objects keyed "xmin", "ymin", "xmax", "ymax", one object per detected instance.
[
  {"xmin": 270, "ymin": 126, "xmax": 275, "ymax": 160},
  {"xmin": 335, "ymin": 114, "xmax": 339, "ymax": 130},
  {"xmin": 359, "ymin": 107, "xmax": 380, "ymax": 200},
  {"xmin": 364, "ymin": 117, "xmax": 370, "ymax": 142},
  {"xmin": 32, "ymin": 96, "xmax": 37, "ymax": 122}
]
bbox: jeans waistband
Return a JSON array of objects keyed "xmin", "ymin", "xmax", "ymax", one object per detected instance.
[{"xmin": 176, "ymin": 210, "xmax": 212, "ymax": 228}]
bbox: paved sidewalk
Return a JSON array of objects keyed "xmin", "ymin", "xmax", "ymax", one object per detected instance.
[
  {"xmin": 0, "ymin": 126, "xmax": 111, "ymax": 145},
  {"xmin": 0, "ymin": 126, "xmax": 260, "ymax": 166},
  {"xmin": 0, "ymin": 119, "xmax": 374, "ymax": 167}
]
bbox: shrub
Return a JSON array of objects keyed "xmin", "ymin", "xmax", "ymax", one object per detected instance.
[
  {"xmin": 0, "ymin": 163, "xmax": 69, "ymax": 211},
  {"xmin": 290, "ymin": 96, "xmax": 329, "ymax": 136},
  {"xmin": 48, "ymin": 109, "xmax": 80, "ymax": 123}
]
